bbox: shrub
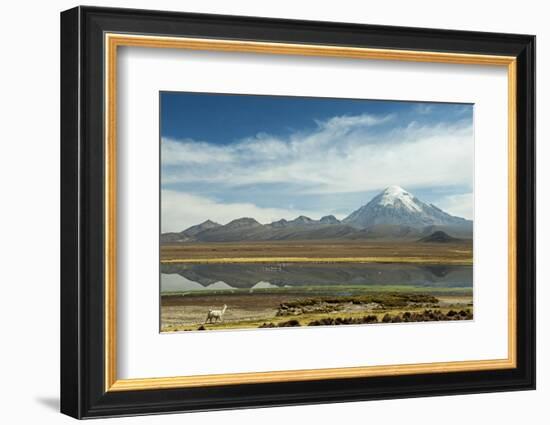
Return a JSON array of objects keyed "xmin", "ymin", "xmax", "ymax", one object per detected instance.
[
  {"xmin": 308, "ymin": 315, "xmax": 380, "ymax": 326},
  {"xmin": 308, "ymin": 318, "xmax": 335, "ymax": 326},
  {"xmin": 279, "ymin": 293, "xmax": 439, "ymax": 311},
  {"xmin": 278, "ymin": 319, "xmax": 301, "ymax": 327},
  {"xmin": 382, "ymin": 314, "xmax": 392, "ymax": 323},
  {"xmin": 465, "ymin": 309, "xmax": 474, "ymax": 319}
]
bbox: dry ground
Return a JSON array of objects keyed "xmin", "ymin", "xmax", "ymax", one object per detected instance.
[
  {"xmin": 160, "ymin": 292, "xmax": 473, "ymax": 332},
  {"xmin": 161, "ymin": 240, "xmax": 473, "ymax": 264}
]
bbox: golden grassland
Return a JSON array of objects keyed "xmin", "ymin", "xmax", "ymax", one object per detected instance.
[
  {"xmin": 160, "ymin": 291, "xmax": 473, "ymax": 332},
  {"xmin": 162, "ymin": 256, "xmax": 471, "ymax": 265},
  {"xmin": 161, "ymin": 303, "xmax": 473, "ymax": 333},
  {"xmin": 160, "ymin": 240, "xmax": 473, "ymax": 264}
]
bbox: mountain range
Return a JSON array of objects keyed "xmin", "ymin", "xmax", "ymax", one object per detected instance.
[{"xmin": 161, "ymin": 186, "xmax": 472, "ymax": 243}]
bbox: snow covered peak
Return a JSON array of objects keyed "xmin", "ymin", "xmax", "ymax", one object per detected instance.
[
  {"xmin": 343, "ymin": 185, "xmax": 470, "ymax": 229},
  {"xmin": 377, "ymin": 186, "xmax": 422, "ymax": 212},
  {"xmin": 381, "ymin": 185, "xmax": 408, "ymax": 197}
]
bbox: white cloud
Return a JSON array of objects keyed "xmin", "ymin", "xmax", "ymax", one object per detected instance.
[
  {"xmin": 162, "ymin": 138, "xmax": 235, "ymax": 165},
  {"xmin": 161, "ymin": 114, "xmax": 473, "ymax": 196},
  {"xmin": 413, "ymin": 104, "xmax": 434, "ymax": 115},
  {"xmin": 161, "ymin": 190, "xmax": 325, "ymax": 232},
  {"xmin": 316, "ymin": 113, "xmax": 393, "ymax": 131},
  {"xmin": 437, "ymin": 193, "xmax": 473, "ymax": 220}
]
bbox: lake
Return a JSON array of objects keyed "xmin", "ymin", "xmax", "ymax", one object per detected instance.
[{"xmin": 161, "ymin": 262, "xmax": 473, "ymax": 293}]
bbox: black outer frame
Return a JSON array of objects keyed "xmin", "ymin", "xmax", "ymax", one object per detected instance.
[{"xmin": 60, "ymin": 6, "xmax": 535, "ymax": 419}]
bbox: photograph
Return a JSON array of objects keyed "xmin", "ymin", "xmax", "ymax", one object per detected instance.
[{"xmin": 159, "ymin": 92, "xmax": 474, "ymax": 332}]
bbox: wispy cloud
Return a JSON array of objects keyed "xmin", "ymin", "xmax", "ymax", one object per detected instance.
[
  {"xmin": 315, "ymin": 113, "xmax": 394, "ymax": 131},
  {"xmin": 162, "ymin": 113, "xmax": 473, "ymax": 194},
  {"xmin": 414, "ymin": 104, "xmax": 434, "ymax": 115},
  {"xmin": 161, "ymin": 138, "xmax": 235, "ymax": 165}
]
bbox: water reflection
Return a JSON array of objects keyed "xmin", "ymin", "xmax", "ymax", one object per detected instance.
[{"xmin": 161, "ymin": 262, "xmax": 472, "ymax": 293}]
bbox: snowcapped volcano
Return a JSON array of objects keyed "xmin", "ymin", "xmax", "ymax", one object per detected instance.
[
  {"xmin": 376, "ymin": 185, "xmax": 423, "ymax": 212},
  {"xmin": 161, "ymin": 185, "xmax": 472, "ymax": 243},
  {"xmin": 343, "ymin": 186, "xmax": 470, "ymax": 229}
]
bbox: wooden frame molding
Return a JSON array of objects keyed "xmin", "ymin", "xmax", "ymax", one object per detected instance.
[{"xmin": 103, "ymin": 33, "xmax": 518, "ymax": 392}]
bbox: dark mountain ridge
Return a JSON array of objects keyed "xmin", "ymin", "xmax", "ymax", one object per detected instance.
[
  {"xmin": 418, "ymin": 230, "xmax": 461, "ymax": 243},
  {"xmin": 161, "ymin": 186, "xmax": 473, "ymax": 243}
]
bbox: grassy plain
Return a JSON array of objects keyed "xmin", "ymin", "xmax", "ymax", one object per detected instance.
[
  {"xmin": 160, "ymin": 286, "xmax": 473, "ymax": 332},
  {"xmin": 161, "ymin": 240, "xmax": 473, "ymax": 264}
]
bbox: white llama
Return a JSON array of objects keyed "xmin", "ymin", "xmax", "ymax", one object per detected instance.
[{"xmin": 205, "ymin": 304, "xmax": 227, "ymax": 323}]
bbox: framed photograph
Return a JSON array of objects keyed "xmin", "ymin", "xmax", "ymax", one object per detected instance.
[{"xmin": 60, "ymin": 6, "xmax": 535, "ymax": 419}]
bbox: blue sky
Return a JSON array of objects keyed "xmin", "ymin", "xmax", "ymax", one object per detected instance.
[{"xmin": 161, "ymin": 92, "xmax": 473, "ymax": 232}]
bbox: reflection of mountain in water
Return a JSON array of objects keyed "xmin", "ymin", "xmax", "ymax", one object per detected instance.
[
  {"xmin": 206, "ymin": 281, "xmax": 234, "ymax": 290},
  {"xmin": 161, "ymin": 274, "xmax": 205, "ymax": 292},
  {"xmin": 250, "ymin": 281, "xmax": 279, "ymax": 290},
  {"xmin": 161, "ymin": 263, "xmax": 472, "ymax": 291},
  {"xmin": 161, "ymin": 274, "xmax": 236, "ymax": 292}
]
